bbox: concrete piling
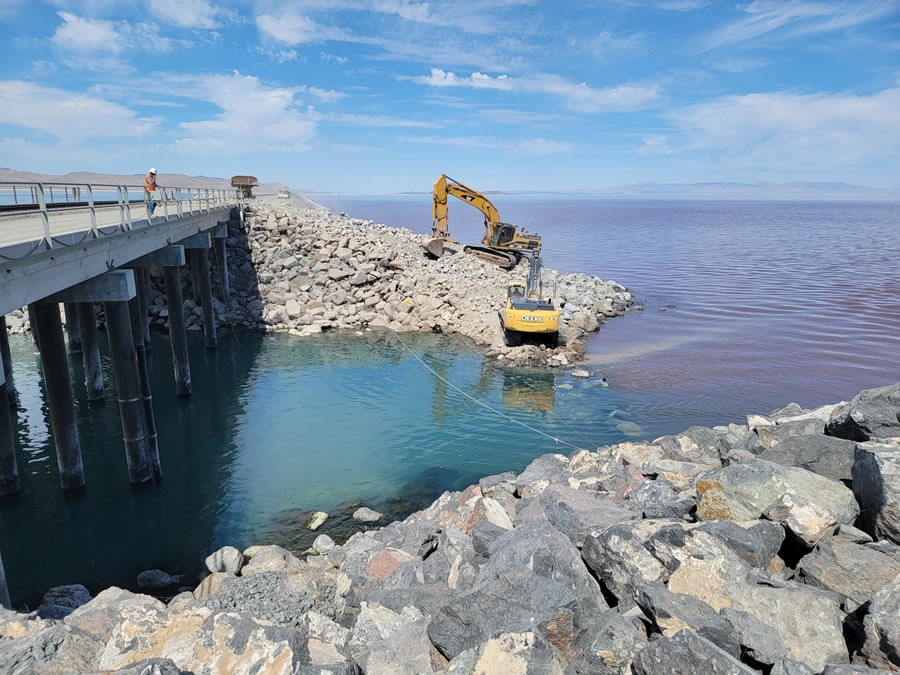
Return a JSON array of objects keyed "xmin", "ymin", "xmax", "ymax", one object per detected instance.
[
  {"xmin": 0, "ymin": 354, "xmax": 19, "ymax": 495},
  {"xmin": 129, "ymin": 289, "xmax": 161, "ymax": 480},
  {"xmin": 213, "ymin": 236, "xmax": 230, "ymax": 307},
  {"xmin": 191, "ymin": 249, "xmax": 217, "ymax": 349},
  {"xmin": 32, "ymin": 301, "xmax": 85, "ymax": 490},
  {"xmin": 76, "ymin": 303, "xmax": 104, "ymax": 401},
  {"xmin": 139, "ymin": 269, "xmax": 152, "ymax": 352},
  {"xmin": 0, "ymin": 317, "xmax": 15, "ymax": 406},
  {"xmin": 164, "ymin": 266, "xmax": 192, "ymax": 396},
  {"xmin": 0, "ymin": 549, "xmax": 10, "ymax": 609},
  {"xmin": 104, "ymin": 301, "xmax": 152, "ymax": 484},
  {"xmin": 190, "ymin": 259, "xmax": 202, "ymax": 306},
  {"xmin": 63, "ymin": 302, "xmax": 82, "ymax": 353},
  {"xmin": 26, "ymin": 304, "xmax": 40, "ymax": 354}
]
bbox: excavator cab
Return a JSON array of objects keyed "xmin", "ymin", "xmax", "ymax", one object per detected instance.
[{"xmin": 507, "ymin": 283, "xmax": 526, "ymax": 300}]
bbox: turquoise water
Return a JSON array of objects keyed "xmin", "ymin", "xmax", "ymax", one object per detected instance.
[{"xmin": 1, "ymin": 329, "xmax": 676, "ymax": 607}]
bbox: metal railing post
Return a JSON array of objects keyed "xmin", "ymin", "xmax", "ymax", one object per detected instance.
[
  {"xmin": 162, "ymin": 188, "xmax": 169, "ymax": 220},
  {"xmin": 12, "ymin": 186, "xmax": 16, "ymax": 205},
  {"xmin": 87, "ymin": 185, "xmax": 98, "ymax": 238},
  {"xmin": 177, "ymin": 188, "xmax": 184, "ymax": 218},
  {"xmin": 117, "ymin": 185, "xmax": 127, "ymax": 231},
  {"xmin": 36, "ymin": 183, "xmax": 52, "ymax": 249},
  {"xmin": 123, "ymin": 185, "xmax": 133, "ymax": 230}
]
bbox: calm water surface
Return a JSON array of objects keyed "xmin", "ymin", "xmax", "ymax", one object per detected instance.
[{"xmin": 2, "ymin": 197, "xmax": 898, "ymax": 606}]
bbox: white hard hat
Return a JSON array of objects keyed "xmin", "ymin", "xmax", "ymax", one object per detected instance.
[{"xmin": 149, "ymin": 167, "xmax": 157, "ymax": 174}]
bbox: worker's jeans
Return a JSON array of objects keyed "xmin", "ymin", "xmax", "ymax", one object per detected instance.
[{"xmin": 148, "ymin": 199, "xmax": 156, "ymax": 216}]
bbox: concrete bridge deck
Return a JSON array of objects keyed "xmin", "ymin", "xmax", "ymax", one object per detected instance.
[{"xmin": 0, "ymin": 182, "xmax": 239, "ymax": 317}]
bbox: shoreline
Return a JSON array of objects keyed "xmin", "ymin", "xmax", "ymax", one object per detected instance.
[{"xmin": 1, "ymin": 381, "xmax": 898, "ymax": 672}]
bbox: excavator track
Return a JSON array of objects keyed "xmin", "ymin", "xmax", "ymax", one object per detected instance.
[{"xmin": 463, "ymin": 246, "xmax": 518, "ymax": 269}]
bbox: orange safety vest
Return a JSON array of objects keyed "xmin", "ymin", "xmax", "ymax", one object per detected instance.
[{"xmin": 144, "ymin": 175, "xmax": 157, "ymax": 191}]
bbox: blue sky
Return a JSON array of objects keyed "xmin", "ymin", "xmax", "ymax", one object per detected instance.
[{"xmin": 1, "ymin": 0, "xmax": 898, "ymax": 192}]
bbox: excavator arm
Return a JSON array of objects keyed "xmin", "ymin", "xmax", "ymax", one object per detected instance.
[{"xmin": 432, "ymin": 174, "xmax": 501, "ymax": 241}]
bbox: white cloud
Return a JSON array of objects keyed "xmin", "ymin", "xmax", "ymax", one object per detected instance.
[
  {"xmin": 322, "ymin": 112, "xmax": 439, "ymax": 127},
  {"xmin": 0, "ymin": 0, "xmax": 24, "ymax": 20},
  {"xmin": 410, "ymin": 68, "xmax": 660, "ymax": 112},
  {"xmin": 663, "ymin": 87, "xmax": 900, "ymax": 167},
  {"xmin": 161, "ymin": 71, "xmax": 317, "ymax": 152},
  {"xmin": 150, "ymin": 0, "xmax": 230, "ymax": 29},
  {"xmin": 321, "ymin": 51, "xmax": 348, "ymax": 64},
  {"xmin": 0, "ymin": 80, "xmax": 159, "ymax": 141},
  {"xmin": 704, "ymin": 0, "xmax": 897, "ymax": 50},
  {"xmin": 306, "ymin": 87, "xmax": 346, "ymax": 103},
  {"xmin": 637, "ymin": 134, "xmax": 674, "ymax": 155},
  {"xmin": 50, "ymin": 11, "xmax": 188, "ymax": 55},
  {"xmin": 256, "ymin": 12, "xmax": 323, "ymax": 45},
  {"xmin": 398, "ymin": 134, "xmax": 574, "ymax": 155},
  {"xmin": 589, "ymin": 31, "xmax": 645, "ymax": 57}
]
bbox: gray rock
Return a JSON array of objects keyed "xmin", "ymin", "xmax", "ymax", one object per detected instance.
[
  {"xmin": 822, "ymin": 665, "xmax": 897, "ymax": 674},
  {"xmin": 631, "ymin": 630, "xmax": 757, "ymax": 674},
  {"xmin": 763, "ymin": 492, "xmax": 839, "ymax": 547},
  {"xmin": 796, "ymin": 538, "xmax": 900, "ymax": 612},
  {"xmin": 852, "ymin": 440, "xmax": 900, "ymax": 544},
  {"xmin": 757, "ymin": 418, "xmax": 825, "ymax": 449},
  {"xmin": 109, "ymin": 657, "xmax": 187, "ymax": 674},
  {"xmin": 859, "ymin": 572, "xmax": 900, "ymax": 670},
  {"xmin": 352, "ymin": 507, "xmax": 383, "ymax": 522},
  {"xmin": 365, "ymin": 615, "xmax": 445, "ymax": 674},
  {"xmin": 204, "ymin": 571, "xmax": 335, "ymax": 627},
  {"xmin": 479, "ymin": 471, "xmax": 517, "ymax": 499},
  {"xmin": 457, "ymin": 631, "xmax": 566, "ymax": 674},
  {"xmin": 652, "ymin": 426, "xmax": 726, "ymax": 466},
  {"xmin": 136, "ymin": 569, "xmax": 182, "ymax": 591},
  {"xmin": 40, "ymin": 584, "xmax": 92, "ymax": 611},
  {"xmin": 240, "ymin": 544, "xmax": 305, "ymax": 575},
  {"xmin": 427, "ymin": 567, "xmax": 578, "ymax": 660},
  {"xmin": 826, "ymin": 383, "xmax": 900, "ymax": 440},
  {"xmin": 770, "ymin": 660, "xmax": 816, "ymax": 675},
  {"xmin": 578, "ymin": 613, "xmax": 646, "ymax": 674},
  {"xmin": 0, "ymin": 623, "xmax": 105, "ymax": 673},
  {"xmin": 64, "ymin": 587, "xmax": 166, "ymax": 642},
  {"xmin": 313, "ymin": 534, "xmax": 336, "ymax": 554},
  {"xmin": 537, "ymin": 483, "xmax": 638, "ymax": 547},
  {"xmin": 625, "ymin": 478, "xmax": 695, "ymax": 519},
  {"xmin": 835, "ymin": 523, "xmax": 874, "ymax": 544},
  {"xmin": 696, "ymin": 458, "xmax": 859, "ymax": 525},
  {"xmin": 719, "ymin": 607, "xmax": 788, "ymax": 667},
  {"xmin": 759, "ymin": 433, "xmax": 856, "ymax": 483},
  {"xmin": 204, "ymin": 545, "xmax": 244, "ymax": 575},
  {"xmin": 695, "ymin": 519, "xmax": 785, "ymax": 569},
  {"xmin": 515, "ymin": 452, "xmax": 571, "ymax": 497}
]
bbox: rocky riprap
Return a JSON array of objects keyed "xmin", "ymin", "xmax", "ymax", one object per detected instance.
[
  {"xmin": 2, "ymin": 382, "xmax": 899, "ymax": 673},
  {"xmin": 4, "ymin": 200, "xmax": 635, "ymax": 368}
]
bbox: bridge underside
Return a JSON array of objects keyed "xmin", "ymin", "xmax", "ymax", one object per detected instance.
[{"xmin": 0, "ymin": 208, "xmax": 232, "ymax": 317}]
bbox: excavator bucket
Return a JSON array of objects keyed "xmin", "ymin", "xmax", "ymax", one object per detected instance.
[{"xmin": 423, "ymin": 238, "xmax": 446, "ymax": 259}]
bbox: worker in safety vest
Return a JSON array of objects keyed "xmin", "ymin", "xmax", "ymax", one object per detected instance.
[{"xmin": 145, "ymin": 168, "xmax": 159, "ymax": 216}]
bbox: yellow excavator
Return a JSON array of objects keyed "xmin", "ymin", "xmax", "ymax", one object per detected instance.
[
  {"xmin": 426, "ymin": 174, "xmax": 542, "ymax": 269},
  {"xmin": 501, "ymin": 253, "xmax": 565, "ymax": 347}
]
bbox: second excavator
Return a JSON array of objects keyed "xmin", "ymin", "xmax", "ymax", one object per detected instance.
[{"xmin": 426, "ymin": 174, "xmax": 542, "ymax": 269}]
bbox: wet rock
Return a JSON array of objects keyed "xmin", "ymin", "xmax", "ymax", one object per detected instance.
[
  {"xmin": 137, "ymin": 569, "xmax": 182, "ymax": 591},
  {"xmin": 36, "ymin": 584, "xmax": 92, "ymax": 619},
  {"xmin": 352, "ymin": 507, "xmax": 383, "ymax": 522},
  {"xmin": 0, "ymin": 623, "xmax": 105, "ymax": 673},
  {"xmin": 759, "ymin": 434, "xmax": 856, "ymax": 483},
  {"xmin": 796, "ymin": 538, "xmax": 900, "ymax": 612},
  {"xmin": 306, "ymin": 511, "xmax": 329, "ymax": 530},
  {"xmin": 631, "ymin": 630, "xmax": 757, "ymax": 674},
  {"xmin": 826, "ymin": 383, "xmax": 900, "ymax": 440},
  {"xmin": 537, "ymin": 483, "xmax": 638, "ymax": 547},
  {"xmin": 852, "ymin": 440, "xmax": 900, "ymax": 544},
  {"xmin": 859, "ymin": 572, "xmax": 900, "ymax": 670},
  {"xmin": 763, "ymin": 492, "xmax": 838, "ymax": 547},
  {"xmin": 240, "ymin": 544, "xmax": 306, "ymax": 576},
  {"xmin": 205, "ymin": 545, "xmax": 244, "ymax": 575},
  {"xmin": 696, "ymin": 458, "xmax": 859, "ymax": 525}
]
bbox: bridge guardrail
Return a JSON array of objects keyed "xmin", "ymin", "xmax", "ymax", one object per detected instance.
[{"xmin": 0, "ymin": 182, "xmax": 240, "ymax": 261}]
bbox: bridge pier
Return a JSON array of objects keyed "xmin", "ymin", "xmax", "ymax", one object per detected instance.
[
  {"xmin": 129, "ymin": 279, "xmax": 160, "ymax": 480},
  {"xmin": 139, "ymin": 269, "xmax": 152, "ymax": 353},
  {"xmin": 32, "ymin": 300, "xmax": 85, "ymax": 490},
  {"xmin": 130, "ymin": 246, "xmax": 191, "ymax": 397},
  {"xmin": 182, "ymin": 233, "xmax": 216, "ymax": 349},
  {"xmin": 63, "ymin": 302, "xmax": 82, "ymax": 353},
  {"xmin": 76, "ymin": 303, "xmax": 104, "ymax": 401},
  {"xmin": 0, "ymin": 548, "xmax": 10, "ymax": 609},
  {"xmin": 213, "ymin": 223, "xmax": 230, "ymax": 306},
  {"xmin": 26, "ymin": 305, "xmax": 40, "ymax": 354},
  {"xmin": 0, "ymin": 353, "xmax": 19, "ymax": 495},
  {"xmin": 0, "ymin": 317, "xmax": 15, "ymax": 406}
]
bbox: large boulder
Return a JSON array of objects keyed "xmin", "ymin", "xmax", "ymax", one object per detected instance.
[
  {"xmin": 631, "ymin": 630, "xmax": 756, "ymax": 674},
  {"xmin": 859, "ymin": 572, "xmax": 900, "ymax": 670},
  {"xmin": 696, "ymin": 458, "xmax": 859, "ymax": 525},
  {"xmin": 240, "ymin": 544, "xmax": 305, "ymax": 576},
  {"xmin": 65, "ymin": 587, "xmax": 166, "ymax": 642},
  {"xmin": 537, "ymin": 483, "xmax": 637, "ymax": 547},
  {"xmin": 759, "ymin": 434, "xmax": 856, "ymax": 483},
  {"xmin": 852, "ymin": 440, "xmax": 900, "ymax": 544},
  {"xmin": 0, "ymin": 623, "xmax": 105, "ymax": 674},
  {"xmin": 826, "ymin": 383, "xmax": 900, "ymax": 441},
  {"xmin": 651, "ymin": 426, "xmax": 726, "ymax": 466},
  {"xmin": 205, "ymin": 546, "xmax": 244, "ymax": 575},
  {"xmin": 796, "ymin": 538, "xmax": 900, "ymax": 612},
  {"xmin": 36, "ymin": 584, "xmax": 92, "ymax": 619}
]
